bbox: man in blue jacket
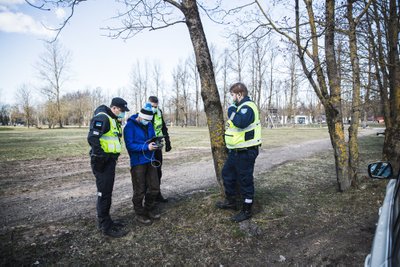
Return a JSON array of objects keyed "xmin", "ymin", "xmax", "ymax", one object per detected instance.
[{"xmin": 124, "ymin": 103, "xmax": 161, "ymax": 225}]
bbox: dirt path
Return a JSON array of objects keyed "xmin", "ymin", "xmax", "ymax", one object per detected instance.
[{"xmin": 0, "ymin": 128, "xmax": 378, "ymax": 230}]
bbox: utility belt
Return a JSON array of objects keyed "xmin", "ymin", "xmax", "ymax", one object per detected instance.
[{"xmin": 228, "ymin": 145, "xmax": 260, "ymax": 153}]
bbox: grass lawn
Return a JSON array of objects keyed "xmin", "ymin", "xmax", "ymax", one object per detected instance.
[{"xmin": 0, "ymin": 126, "xmax": 331, "ymax": 162}]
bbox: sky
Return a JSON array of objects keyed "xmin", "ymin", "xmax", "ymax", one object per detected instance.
[{"xmin": 0, "ymin": 0, "xmax": 233, "ymax": 105}]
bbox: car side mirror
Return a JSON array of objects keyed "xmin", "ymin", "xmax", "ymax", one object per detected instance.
[{"xmin": 368, "ymin": 161, "xmax": 394, "ymax": 179}]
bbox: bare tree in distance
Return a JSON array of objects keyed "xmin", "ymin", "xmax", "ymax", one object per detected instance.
[
  {"xmin": 172, "ymin": 63, "xmax": 183, "ymax": 126},
  {"xmin": 0, "ymin": 104, "xmax": 11, "ymax": 126},
  {"xmin": 229, "ymin": 32, "xmax": 247, "ymax": 83},
  {"xmin": 152, "ymin": 61, "xmax": 163, "ymax": 99},
  {"xmin": 249, "ymin": 32, "xmax": 270, "ymax": 111},
  {"xmin": 219, "ymin": 49, "xmax": 231, "ymax": 111},
  {"xmin": 16, "ymin": 84, "xmax": 35, "ymax": 128},
  {"xmin": 90, "ymin": 87, "xmax": 106, "ymax": 113},
  {"xmin": 130, "ymin": 60, "xmax": 148, "ymax": 113},
  {"xmin": 187, "ymin": 53, "xmax": 201, "ymax": 126},
  {"xmin": 267, "ymin": 48, "xmax": 277, "ymax": 111},
  {"xmin": 36, "ymin": 41, "xmax": 71, "ymax": 128},
  {"xmin": 63, "ymin": 90, "xmax": 92, "ymax": 127}
]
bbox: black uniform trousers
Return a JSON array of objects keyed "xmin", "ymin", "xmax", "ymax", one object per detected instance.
[
  {"xmin": 221, "ymin": 147, "xmax": 259, "ymax": 201},
  {"xmin": 91, "ymin": 157, "xmax": 117, "ymax": 231}
]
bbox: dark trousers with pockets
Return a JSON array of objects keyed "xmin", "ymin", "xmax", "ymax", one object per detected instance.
[
  {"xmin": 130, "ymin": 163, "xmax": 160, "ymax": 215},
  {"xmin": 91, "ymin": 158, "xmax": 116, "ymax": 231},
  {"xmin": 154, "ymin": 149, "xmax": 163, "ymax": 185},
  {"xmin": 221, "ymin": 148, "xmax": 259, "ymax": 200}
]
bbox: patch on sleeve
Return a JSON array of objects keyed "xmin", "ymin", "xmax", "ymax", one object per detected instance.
[
  {"xmin": 93, "ymin": 131, "xmax": 99, "ymax": 135},
  {"xmin": 94, "ymin": 120, "xmax": 103, "ymax": 129},
  {"xmin": 240, "ymin": 108, "xmax": 248, "ymax": 114}
]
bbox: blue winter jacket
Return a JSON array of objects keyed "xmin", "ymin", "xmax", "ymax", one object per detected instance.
[{"xmin": 123, "ymin": 114, "xmax": 156, "ymax": 167}]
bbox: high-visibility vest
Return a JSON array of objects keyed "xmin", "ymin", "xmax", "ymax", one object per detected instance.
[
  {"xmin": 153, "ymin": 110, "xmax": 163, "ymax": 137},
  {"xmin": 224, "ymin": 101, "xmax": 262, "ymax": 149},
  {"xmin": 96, "ymin": 112, "xmax": 122, "ymax": 154}
]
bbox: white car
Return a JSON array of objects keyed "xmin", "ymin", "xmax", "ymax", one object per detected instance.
[{"xmin": 364, "ymin": 162, "xmax": 400, "ymax": 267}]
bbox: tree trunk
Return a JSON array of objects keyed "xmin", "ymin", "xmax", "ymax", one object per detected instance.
[
  {"xmin": 371, "ymin": 1, "xmax": 391, "ymax": 126},
  {"xmin": 57, "ymin": 91, "xmax": 63, "ymax": 128},
  {"xmin": 384, "ymin": 0, "xmax": 400, "ymax": 173},
  {"xmin": 346, "ymin": 0, "xmax": 361, "ymax": 187},
  {"xmin": 325, "ymin": 105, "xmax": 349, "ymax": 191},
  {"xmin": 181, "ymin": 0, "xmax": 227, "ymax": 192},
  {"xmin": 324, "ymin": 0, "xmax": 350, "ymax": 191},
  {"xmin": 294, "ymin": 0, "xmax": 350, "ymax": 191}
]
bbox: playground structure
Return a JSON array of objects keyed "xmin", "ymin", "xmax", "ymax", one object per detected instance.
[{"xmin": 265, "ymin": 108, "xmax": 319, "ymax": 128}]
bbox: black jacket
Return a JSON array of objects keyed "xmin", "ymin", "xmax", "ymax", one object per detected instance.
[{"xmin": 87, "ymin": 105, "xmax": 121, "ymax": 158}]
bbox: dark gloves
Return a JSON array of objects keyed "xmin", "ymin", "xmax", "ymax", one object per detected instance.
[
  {"xmin": 91, "ymin": 156, "xmax": 108, "ymax": 173},
  {"xmin": 165, "ymin": 140, "xmax": 172, "ymax": 152}
]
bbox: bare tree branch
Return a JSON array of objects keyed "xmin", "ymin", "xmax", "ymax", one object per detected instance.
[{"xmin": 25, "ymin": 0, "xmax": 50, "ymax": 11}]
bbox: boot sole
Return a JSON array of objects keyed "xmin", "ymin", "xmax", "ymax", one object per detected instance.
[
  {"xmin": 216, "ymin": 205, "xmax": 238, "ymax": 211},
  {"xmin": 136, "ymin": 217, "xmax": 152, "ymax": 225},
  {"xmin": 230, "ymin": 215, "xmax": 252, "ymax": 223}
]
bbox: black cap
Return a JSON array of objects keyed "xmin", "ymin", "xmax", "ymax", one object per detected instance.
[{"xmin": 111, "ymin": 97, "xmax": 130, "ymax": 112}]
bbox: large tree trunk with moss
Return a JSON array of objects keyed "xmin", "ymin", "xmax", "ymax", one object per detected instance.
[
  {"xmin": 324, "ymin": 103, "xmax": 349, "ymax": 191},
  {"xmin": 324, "ymin": 0, "xmax": 351, "ymax": 191},
  {"xmin": 346, "ymin": 0, "xmax": 362, "ymax": 187},
  {"xmin": 294, "ymin": 0, "xmax": 350, "ymax": 191},
  {"xmin": 180, "ymin": 0, "xmax": 227, "ymax": 192}
]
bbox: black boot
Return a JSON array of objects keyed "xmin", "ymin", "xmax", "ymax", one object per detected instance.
[
  {"xmin": 231, "ymin": 203, "xmax": 252, "ymax": 222},
  {"xmin": 102, "ymin": 225, "xmax": 129, "ymax": 238},
  {"xmin": 216, "ymin": 196, "xmax": 238, "ymax": 210},
  {"xmin": 136, "ymin": 214, "xmax": 152, "ymax": 225},
  {"xmin": 156, "ymin": 193, "xmax": 168, "ymax": 203},
  {"xmin": 147, "ymin": 209, "xmax": 161, "ymax": 220}
]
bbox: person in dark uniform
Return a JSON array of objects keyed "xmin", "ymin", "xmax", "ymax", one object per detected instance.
[
  {"xmin": 124, "ymin": 103, "xmax": 161, "ymax": 225},
  {"xmin": 148, "ymin": 96, "xmax": 172, "ymax": 202},
  {"xmin": 87, "ymin": 97, "xmax": 129, "ymax": 238},
  {"xmin": 216, "ymin": 82, "xmax": 262, "ymax": 222}
]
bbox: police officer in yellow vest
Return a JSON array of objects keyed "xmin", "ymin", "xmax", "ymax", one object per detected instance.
[
  {"xmin": 216, "ymin": 83, "xmax": 262, "ymax": 222},
  {"xmin": 148, "ymin": 96, "xmax": 172, "ymax": 202},
  {"xmin": 88, "ymin": 97, "xmax": 129, "ymax": 238}
]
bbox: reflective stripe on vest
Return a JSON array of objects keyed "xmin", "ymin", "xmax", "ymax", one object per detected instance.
[
  {"xmin": 224, "ymin": 101, "xmax": 262, "ymax": 149},
  {"xmin": 96, "ymin": 112, "xmax": 122, "ymax": 154},
  {"xmin": 153, "ymin": 110, "xmax": 163, "ymax": 137}
]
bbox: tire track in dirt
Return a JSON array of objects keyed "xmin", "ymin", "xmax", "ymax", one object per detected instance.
[{"xmin": 0, "ymin": 128, "xmax": 379, "ymax": 229}]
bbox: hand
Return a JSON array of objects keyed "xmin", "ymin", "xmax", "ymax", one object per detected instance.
[
  {"xmin": 148, "ymin": 142, "xmax": 159, "ymax": 151},
  {"xmin": 229, "ymin": 102, "xmax": 237, "ymax": 109},
  {"xmin": 165, "ymin": 141, "xmax": 172, "ymax": 152}
]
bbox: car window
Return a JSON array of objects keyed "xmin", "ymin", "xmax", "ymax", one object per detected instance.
[{"xmin": 392, "ymin": 179, "xmax": 400, "ymax": 266}]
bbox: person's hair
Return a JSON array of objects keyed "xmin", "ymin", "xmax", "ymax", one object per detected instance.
[
  {"xmin": 229, "ymin": 82, "xmax": 248, "ymax": 96},
  {"xmin": 148, "ymin": 96, "xmax": 159, "ymax": 104}
]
